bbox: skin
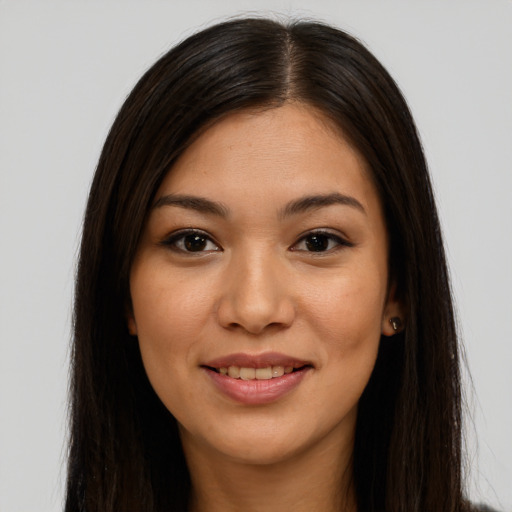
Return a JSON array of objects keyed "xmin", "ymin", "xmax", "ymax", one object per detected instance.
[{"xmin": 128, "ymin": 103, "xmax": 403, "ymax": 512}]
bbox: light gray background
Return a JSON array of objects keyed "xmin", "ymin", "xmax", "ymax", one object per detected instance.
[{"xmin": 1, "ymin": 1, "xmax": 511, "ymax": 511}]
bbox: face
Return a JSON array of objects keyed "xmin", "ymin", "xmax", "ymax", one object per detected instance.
[{"xmin": 128, "ymin": 103, "xmax": 402, "ymax": 466}]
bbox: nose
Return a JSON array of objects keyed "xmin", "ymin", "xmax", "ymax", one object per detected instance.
[{"xmin": 216, "ymin": 249, "xmax": 296, "ymax": 335}]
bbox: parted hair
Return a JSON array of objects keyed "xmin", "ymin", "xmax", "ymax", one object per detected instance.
[{"xmin": 66, "ymin": 17, "xmax": 468, "ymax": 512}]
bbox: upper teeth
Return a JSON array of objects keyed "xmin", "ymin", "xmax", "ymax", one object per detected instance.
[{"xmin": 219, "ymin": 366, "xmax": 294, "ymax": 380}]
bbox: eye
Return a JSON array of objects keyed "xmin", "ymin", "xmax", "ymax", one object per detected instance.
[
  {"xmin": 292, "ymin": 230, "xmax": 352, "ymax": 253},
  {"xmin": 161, "ymin": 229, "xmax": 221, "ymax": 253}
]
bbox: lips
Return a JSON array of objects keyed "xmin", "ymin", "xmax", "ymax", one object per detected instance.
[
  {"xmin": 218, "ymin": 365, "xmax": 294, "ymax": 380},
  {"xmin": 202, "ymin": 352, "xmax": 313, "ymax": 405}
]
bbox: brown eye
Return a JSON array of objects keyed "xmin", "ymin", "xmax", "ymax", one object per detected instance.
[
  {"xmin": 184, "ymin": 234, "xmax": 208, "ymax": 252},
  {"xmin": 162, "ymin": 230, "xmax": 221, "ymax": 253},
  {"xmin": 292, "ymin": 230, "xmax": 353, "ymax": 253},
  {"xmin": 304, "ymin": 234, "xmax": 330, "ymax": 252}
]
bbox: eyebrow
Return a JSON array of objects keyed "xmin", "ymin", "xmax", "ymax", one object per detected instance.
[
  {"xmin": 152, "ymin": 194, "xmax": 229, "ymax": 217},
  {"xmin": 152, "ymin": 192, "xmax": 365, "ymax": 218},
  {"xmin": 279, "ymin": 193, "xmax": 366, "ymax": 218}
]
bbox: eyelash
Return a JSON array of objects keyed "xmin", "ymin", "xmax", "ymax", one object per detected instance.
[
  {"xmin": 160, "ymin": 229, "xmax": 221, "ymax": 253},
  {"xmin": 160, "ymin": 229, "xmax": 353, "ymax": 254},
  {"xmin": 292, "ymin": 230, "xmax": 353, "ymax": 253}
]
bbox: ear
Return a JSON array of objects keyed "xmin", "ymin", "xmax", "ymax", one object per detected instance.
[
  {"xmin": 127, "ymin": 315, "xmax": 138, "ymax": 336},
  {"xmin": 125, "ymin": 301, "xmax": 138, "ymax": 336},
  {"xmin": 381, "ymin": 283, "xmax": 405, "ymax": 337}
]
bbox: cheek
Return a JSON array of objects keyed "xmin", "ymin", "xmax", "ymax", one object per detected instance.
[
  {"xmin": 306, "ymin": 275, "xmax": 384, "ymax": 415},
  {"xmin": 303, "ymin": 270, "xmax": 385, "ymax": 343},
  {"xmin": 299, "ymin": 262, "xmax": 386, "ymax": 388},
  {"xmin": 129, "ymin": 268, "xmax": 212, "ymax": 399},
  {"xmin": 132, "ymin": 266, "xmax": 212, "ymax": 342}
]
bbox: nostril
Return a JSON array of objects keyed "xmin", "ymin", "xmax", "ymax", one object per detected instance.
[{"xmin": 216, "ymin": 277, "xmax": 296, "ymax": 334}]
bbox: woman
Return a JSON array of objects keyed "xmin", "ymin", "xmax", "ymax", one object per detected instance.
[{"xmin": 66, "ymin": 17, "xmax": 477, "ymax": 511}]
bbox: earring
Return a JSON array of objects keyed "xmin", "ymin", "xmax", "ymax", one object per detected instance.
[{"xmin": 389, "ymin": 317, "xmax": 403, "ymax": 332}]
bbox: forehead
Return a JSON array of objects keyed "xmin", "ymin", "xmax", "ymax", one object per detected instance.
[{"xmin": 156, "ymin": 103, "xmax": 379, "ymax": 215}]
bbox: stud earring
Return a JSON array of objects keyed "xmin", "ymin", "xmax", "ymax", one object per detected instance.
[{"xmin": 389, "ymin": 317, "xmax": 403, "ymax": 332}]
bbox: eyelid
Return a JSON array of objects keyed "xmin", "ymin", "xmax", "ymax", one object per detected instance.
[
  {"xmin": 160, "ymin": 228, "xmax": 222, "ymax": 253},
  {"xmin": 291, "ymin": 229, "xmax": 354, "ymax": 252},
  {"xmin": 159, "ymin": 227, "xmax": 352, "ymax": 254}
]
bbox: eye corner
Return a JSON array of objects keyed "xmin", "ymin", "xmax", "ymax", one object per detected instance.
[
  {"xmin": 160, "ymin": 228, "xmax": 222, "ymax": 254},
  {"xmin": 291, "ymin": 229, "xmax": 354, "ymax": 254}
]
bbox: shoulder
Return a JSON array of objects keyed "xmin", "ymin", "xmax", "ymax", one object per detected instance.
[{"xmin": 472, "ymin": 504, "xmax": 501, "ymax": 512}]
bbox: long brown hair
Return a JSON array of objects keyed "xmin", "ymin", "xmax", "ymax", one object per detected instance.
[{"xmin": 67, "ymin": 18, "xmax": 466, "ymax": 511}]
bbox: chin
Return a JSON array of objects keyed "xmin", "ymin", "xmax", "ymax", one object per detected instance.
[
  {"xmin": 217, "ymin": 439, "xmax": 307, "ymax": 466},
  {"xmin": 180, "ymin": 413, "xmax": 344, "ymax": 467}
]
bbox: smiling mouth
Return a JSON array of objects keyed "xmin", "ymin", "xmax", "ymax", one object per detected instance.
[
  {"xmin": 205, "ymin": 364, "xmax": 311, "ymax": 381},
  {"xmin": 202, "ymin": 355, "xmax": 313, "ymax": 404}
]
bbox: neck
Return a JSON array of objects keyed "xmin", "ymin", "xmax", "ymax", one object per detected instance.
[{"xmin": 182, "ymin": 429, "xmax": 357, "ymax": 512}]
